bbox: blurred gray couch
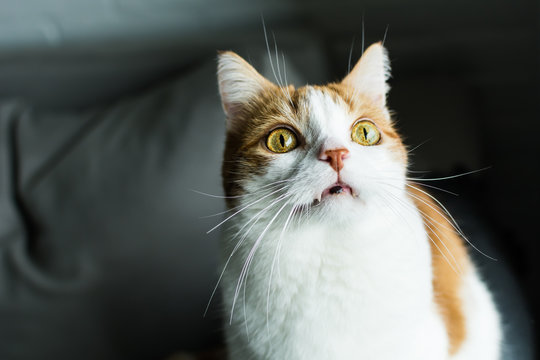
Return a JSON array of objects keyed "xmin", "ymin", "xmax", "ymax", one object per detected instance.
[
  {"xmin": 0, "ymin": 2, "xmax": 332, "ymax": 359},
  {"xmin": 0, "ymin": 1, "xmax": 535, "ymax": 359}
]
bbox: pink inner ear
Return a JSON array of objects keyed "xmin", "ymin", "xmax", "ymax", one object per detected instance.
[
  {"xmin": 224, "ymin": 101, "xmax": 246, "ymax": 131},
  {"xmin": 224, "ymin": 102, "xmax": 240, "ymax": 117}
]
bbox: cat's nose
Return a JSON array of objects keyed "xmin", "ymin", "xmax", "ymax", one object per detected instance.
[{"xmin": 319, "ymin": 148, "xmax": 349, "ymax": 172}]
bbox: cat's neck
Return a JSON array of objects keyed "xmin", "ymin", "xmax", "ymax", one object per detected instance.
[
  {"xmin": 222, "ymin": 196, "xmax": 445, "ymax": 359},
  {"xmin": 227, "ymin": 194, "xmax": 434, "ymax": 297}
]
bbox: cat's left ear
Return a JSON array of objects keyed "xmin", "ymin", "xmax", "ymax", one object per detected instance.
[
  {"xmin": 217, "ymin": 51, "xmax": 275, "ymax": 127},
  {"xmin": 341, "ymin": 42, "xmax": 390, "ymax": 107}
]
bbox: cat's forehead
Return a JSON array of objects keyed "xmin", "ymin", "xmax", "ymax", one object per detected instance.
[{"xmin": 303, "ymin": 86, "xmax": 354, "ymax": 135}]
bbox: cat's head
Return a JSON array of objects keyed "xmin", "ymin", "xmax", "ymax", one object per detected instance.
[{"xmin": 218, "ymin": 43, "xmax": 407, "ymax": 224}]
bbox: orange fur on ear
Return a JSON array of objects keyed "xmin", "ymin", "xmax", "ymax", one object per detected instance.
[
  {"xmin": 409, "ymin": 185, "xmax": 469, "ymax": 354},
  {"xmin": 217, "ymin": 51, "xmax": 276, "ymax": 123}
]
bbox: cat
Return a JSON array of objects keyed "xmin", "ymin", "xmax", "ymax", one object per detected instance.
[{"xmin": 216, "ymin": 42, "xmax": 502, "ymax": 359}]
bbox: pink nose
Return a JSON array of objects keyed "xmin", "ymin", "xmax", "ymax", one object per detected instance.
[{"xmin": 319, "ymin": 148, "xmax": 349, "ymax": 172}]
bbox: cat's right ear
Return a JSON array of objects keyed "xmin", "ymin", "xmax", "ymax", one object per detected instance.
[{"xmin": 217, "ymin": 51, "xmax": 274, "ymax": 128}]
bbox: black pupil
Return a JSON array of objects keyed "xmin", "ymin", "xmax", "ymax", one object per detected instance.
[
  {"xmin": 330, "ymin": 186, "xmax": 343, "ymax": 194},
  {"xmin": 363, "ymin": 127, "xmax": 368, "ymax": 139},
  {"xmin": 279, "ymin": 134, "xmax": 285, "ymax": 147}
]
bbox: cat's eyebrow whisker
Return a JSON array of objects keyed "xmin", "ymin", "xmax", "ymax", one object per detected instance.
[
  {"xmin": 382, "ymin": 24, "xmax": 390, "ymax": 46},
  {"xmin": 406, "ymin": 166, "xmax": 491, "ymax": 182},
  {"xmin": 261, "ymin": 17, "xmax": 282, "ymax": 88},
  {"xmin": 361, "ymin": 12, "xmax": 365, "ymax": 55},
  {"xmin": 347, "ymin": 36, "xmax": 356, "ymax": 74},
  {"xmin": 281, "ymin": 52, "xmax": 294, "ymax": 107},
  {"xmin": 272, "ymin": 32, "xmax": 285, "ymax": 88}
]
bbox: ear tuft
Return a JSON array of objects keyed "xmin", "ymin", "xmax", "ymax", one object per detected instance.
[
  {"xmin": 217, "ymin": 51, "xmax": 274, "ymax": 121},
  {"xmin": 341, "ymin": 42, "xmax": 391, "ymax": 106}
]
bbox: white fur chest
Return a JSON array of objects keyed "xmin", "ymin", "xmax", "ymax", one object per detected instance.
[{"xmin": 220, "ymin": 200, "xmax": 449, "ymax": 360}]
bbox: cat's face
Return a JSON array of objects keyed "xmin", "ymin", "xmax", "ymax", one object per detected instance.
[{"xmin": 219, "ymin": 43, "xmax": 408, "ymax": 224}]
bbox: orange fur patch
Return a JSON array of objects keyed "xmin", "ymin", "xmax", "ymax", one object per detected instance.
[
  {"xmin": 409, "ymin": 185, "xmax": 468, "ymax": 354},
  {"xmin": 222, "ymin": 85, "xmax": 306, "ymax": 205}
]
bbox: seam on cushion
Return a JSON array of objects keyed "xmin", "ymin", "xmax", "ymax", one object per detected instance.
[
  {"xmin": 0, "ymin": 102, "xmax": 28, "ymax": 240},
  {"xmin": 1, "ymin": 104, "xmax": 99, "ymax": 290},
  {"xmin": 23, "ymin": 109, "xmax": 107, "ymax": 192}
]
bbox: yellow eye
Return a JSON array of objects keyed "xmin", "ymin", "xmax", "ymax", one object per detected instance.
[
  {"xmin": 351, "ymin": 120, "xmax": 381, "ymax": 146},
  {"xmin": 266, "ymin": 128, "xmax": 298, "ymax": 153}
]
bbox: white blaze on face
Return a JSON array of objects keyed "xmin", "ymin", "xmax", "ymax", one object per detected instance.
[
  {"xmin": 303, "ymin": 88, "xmax": 404, "ymax": 205},
  {"xmin": 306, "ymin": 87, "xmax": 353, "ymax": 150}
]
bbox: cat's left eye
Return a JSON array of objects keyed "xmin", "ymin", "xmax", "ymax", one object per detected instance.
[
  {"xmin": 351, "ymin": 120, "xmax": 381, "ymax": 146},
  {"xmin": 266, "ymin": 128, "xmax": 298, "ymax": 153}
]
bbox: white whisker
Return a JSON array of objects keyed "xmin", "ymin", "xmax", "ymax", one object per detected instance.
[
  {"xmin": 207, "ymin": 186, "xmax": 287, "ymax": 234},
  {"xmin": 406, "ymin": 183, "xmax": 497, "ymax": 261},
  {"xmin": 272, "ymin": 32, "xmax": 284, "ymax": 88},
  {"xmin": 231, "ymin": 196, "xmax": 291, "ymax": 324},
  {"xmin": 204, "ymin": 191, "xmax": 290, "ymax": 317},
  {"xmin": 407, "ymin": 166, "xmax": 491, "ymax": 182},
  {"xmin": 406, "ymin": 182, "xmax": 459, "ymax": 197},
  {"xmin": 347, "ymin": 36, "xmax": 356, "ymax": 74},
  {"xmin": 382, "ymin": 24, "xmax": 389, "ymax": 46},
  {"xmin": 382, "ymin": 189, "xmax": 462, "ymax": 274},
  {"xmin": 266, "ymin": 203, "xmax": 296, "ymax": 339},
  {"xmin": 261, "ymin": 16, "xmax": 281, "ymax": 86},
  {"xmin": 190, "ymin": 189, "xmax": 242, "ymax": 199},
  {"xmin": 407, "ymin": 138, "xmax": 431, "ymax": 154}
]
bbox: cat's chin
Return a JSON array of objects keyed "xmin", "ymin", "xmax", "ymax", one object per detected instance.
[{"xmin": 304, "ymin": 195, "xmax": 362, "ymax": 226}]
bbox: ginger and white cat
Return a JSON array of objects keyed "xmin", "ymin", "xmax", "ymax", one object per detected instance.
[{"xmin": 216, "ymin": 43, "xmax": 502, "ymax": 359}]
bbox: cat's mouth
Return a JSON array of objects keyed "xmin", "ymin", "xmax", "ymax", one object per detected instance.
[{"xmin": 314, "ymin": 182, "xmax": 356, "ymax": 204}]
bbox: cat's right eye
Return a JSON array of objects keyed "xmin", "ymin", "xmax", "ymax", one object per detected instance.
[{"xmin": 266, "ymin": 128, "xmax": 298, "ymax": 153}]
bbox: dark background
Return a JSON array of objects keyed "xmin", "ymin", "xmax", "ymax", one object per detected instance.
[{"xmin": 0, "ymin": 0, "xmax": 538, "ymax": 359}]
